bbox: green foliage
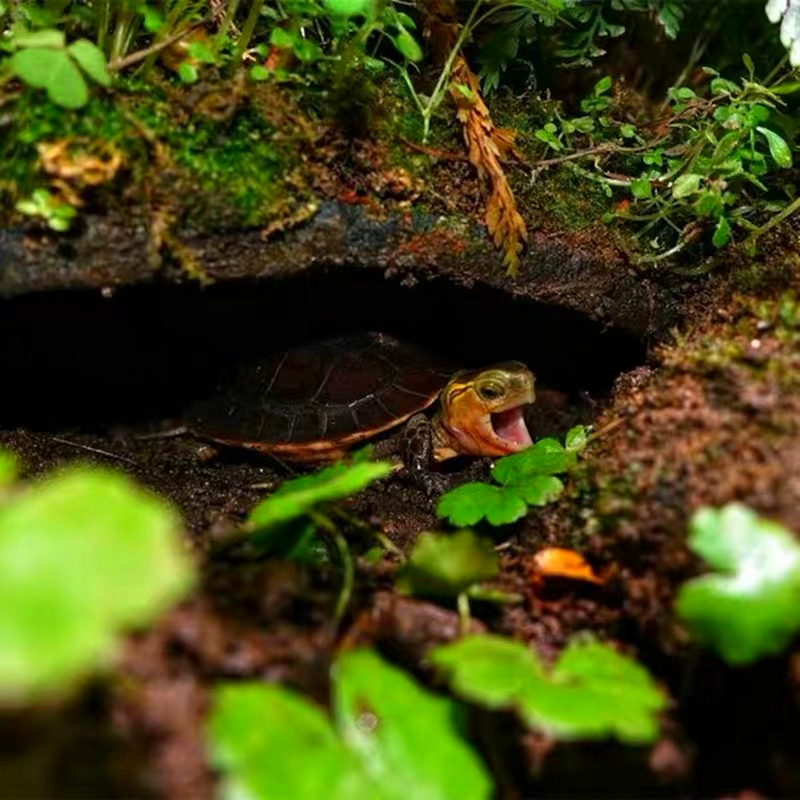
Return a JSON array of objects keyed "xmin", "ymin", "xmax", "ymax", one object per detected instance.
[
  {"xmin": 9, "ymin": 31, "xmax": 110, "ymax": 109},
  {"xmin": 248, "ymin": 460, "xmax": 392, "ymax": 529},
  {"xmin": 208, "ymin": 649, "xmax": 492, "ymax": 800},
  {"xmin": 556, "ymin": 0, "xmax": 686, "ymax": 68},
  {"xmin": 436, "ymin": 427, "xmax": 587, "ymax": 527},
  {"xmin": 676, "ymin": 503, "xmax": 800, "ymax": 665},
  {"xmin": 0, "ymin": 462, "xmax": 195, "ymax": 701},
  {"xmin": 430, "ymin": 634, "xmax": 666, "ymax": 743},
  {"xmin": 396, "ymin": 529, "xmax": 498, "ymax": 598}
]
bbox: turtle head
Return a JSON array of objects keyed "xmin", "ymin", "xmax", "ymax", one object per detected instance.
[{"xmin": 437, "ymin": 362, "xmax": 535, "ymax": 458}]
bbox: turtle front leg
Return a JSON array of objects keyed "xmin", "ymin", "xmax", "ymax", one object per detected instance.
[{"xmin": 403, "ymin": 414, "xmax": 448, "ymax": 497}]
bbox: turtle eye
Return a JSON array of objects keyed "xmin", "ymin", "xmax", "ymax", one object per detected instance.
[{"xmin": 478, "ymin": 382, "xmax": 504, "ymax": 400}]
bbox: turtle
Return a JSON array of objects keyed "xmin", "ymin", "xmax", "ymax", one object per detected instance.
[{"xmin": 188, "ymin": 332, "xmax": 535, "ymax": 491}]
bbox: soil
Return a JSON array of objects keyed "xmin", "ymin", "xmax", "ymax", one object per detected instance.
[{"xmin": 3, "ymin": 94, "xmax": 800, "ymax": 800}]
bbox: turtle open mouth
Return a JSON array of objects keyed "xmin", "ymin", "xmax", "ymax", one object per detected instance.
[{"xmin": 490, "ymin": 405, "xmax": 533, "ymax": 450}]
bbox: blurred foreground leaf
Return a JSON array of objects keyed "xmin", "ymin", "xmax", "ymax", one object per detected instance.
[
  {"xmin": 676, "ymin": 503, "xmax": 800, "ymax": 664},
  {"xmin": 0, "ymin": 468, "xmax": 194, "ymax": 700},
  {"xmin": 209, "ymin": 650, "xmax": 492, "ymax": 800},
  {"xmin": 431, "ymin": 635, "xmax": 665, "ymax": 743},
  {"xmin": 396, "ymin": 529, "xmax": 498, "ymax": 598},
  {"xmin": 248, "ymin": 461, "xmax": 392, "ymax": 529}
]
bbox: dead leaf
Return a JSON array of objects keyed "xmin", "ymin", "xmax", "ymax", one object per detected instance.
[
  {"xmin": 38, "ymin": 139, "xmax": 122, "ymax": 189},
  {"xmin": 449, "ymin": 56, "xmax": 528, "ymax": 274},
  {"xmin": 528, "ymin": 547, "xmax": 604, "ymax": 586}
]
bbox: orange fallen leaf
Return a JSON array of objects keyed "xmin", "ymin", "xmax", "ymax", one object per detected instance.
[{"xmin": 528, "ymin": 547, "xmax": 604, "ymax": 586}]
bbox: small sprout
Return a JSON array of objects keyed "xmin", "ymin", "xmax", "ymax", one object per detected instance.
[
  {"xmin": 15, "ymin": 189, "xmax": 77, "ymax": 232},
  {"xmin": 431, "ymin": 635, "xmax": 666, "ymax": 744},
  {"xmin": 10, "ymin": 31, "xmax": 110, "ymax": 109},
  {"xmin": 396, "ymin": 529, "xmax": 498, "ymax": 598},
  {"xmin": 0, "ymin": 468, "xmax": 195, "ymax": 701},
  {"xmin": 676, "ymin": 503, "xmax": 800, "ymax": 665},
  {"xmin": 208, "ymin": 650, "xmax": 492, "ymax": 800}
]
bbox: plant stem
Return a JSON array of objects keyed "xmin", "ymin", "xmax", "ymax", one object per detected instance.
[
  {"xmin": 233, "ymin": 0, "xmax": 265, "ymax": 63},
  {"xmin": 109, "ymin": 21, "xmax": 206, "ymax": 71},
  {"xmin": 418, "ymin": 0, "xmax": 485, "ymax": 142},
  {"xmin": 310, "ymin": 511, "xmax": 353, "ymax": 623},
  {"xmin": 744, "ymin": 194, "xmax": 800, "ymax": 249},
  {"xmin": 457, "ymin": 592, "xmax": 471, "ymax": 636}
]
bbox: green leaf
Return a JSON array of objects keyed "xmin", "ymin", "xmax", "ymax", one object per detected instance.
[
  {"xmin": 757, "ymin": 126, "xmax": 792, "ymax": 168},
  {"xmin": 208, "ymin": 683, "xmax": 371, "ymax": 800},
  {"xmin": 676, "ymin": 503, "xmax": 800, "ymax": 665},
  {"xmin": 334, "ymin": 649, "xmax": 492, "ymax": 800},
  {"xmin": 0, "ymin": 451, "xmax": 16, "ymax": 488},
  {"xmin": 672, "ymin": 173, "xmax": 702, "ymax": 199},
  {"xmin": 177, "ymin": 62, "xmax": 198, "ymax": 83},
  {"xmin": 0, "ymin": 468, "xmax": 194, "ymax": 700},
  {"xmin": 436, "ymin": 483, "xmax": 527, "ymax": 527},
  {"xmin": 492, "ymin": 438, "xmax": 573, "ymax": 484},
  {"xmin": 248, "ymin": 461, "xmax": 392, "ymax": 529},
  {"xmin": 565, "ymin": 425, "xmax": 589, "ymax": 453},
  {"xmin": 323, "ymin": 0, "xmax": 372, "ymax": 16},
  {"xmin": 45, "ymin": 54, "xmax": 88, "ymax": 108},
  {"xmin": 10, "ymin": 47, "xmax": 65, "ymax": 88},
  {"xmin": 396, "ymin": 529, "xmax": 498, "ymax": 598},
  {"xmin": 593, "ymin": 75, "xmax": 612, "ymax": 95},
  {"xmin": 392, "ymin": 27, "xmax": 423, "ymax": 62},
  {"xmin": 630, "ymin": 177, "xmax": 652, "ymax": 199},
  {"xmin": 68, "ymin": 39, "xmax": 111, "ymax": 87},
  {"xmin": 712, "ymin": 216, "xmax": 731, "ymax": 248},
  {"xmin": 12, "ymin": 29, "xmax": 65, "ymax": 49},
  {"xmin": 507, "ymin": 475, "xmax": 564, "ymax": 506},
  {"xmin": 431, "ymin": 635, "xmax": 666, "ymax": 743},
  {"xmin": 249, "ymin": 64, "xmax": 270, "ymax": 81}
]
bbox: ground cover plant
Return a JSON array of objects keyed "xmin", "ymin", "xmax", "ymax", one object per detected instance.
[{"xmin": 5, "ymin": 0, "xmax": 800, "ymax": 797}]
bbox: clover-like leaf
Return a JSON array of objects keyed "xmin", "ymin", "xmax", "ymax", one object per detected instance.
[
  {"xmin": 396, "ymin": 529, "xmax": 498, "ymax": 598},
  {"xmin": 676, "ymin": 503, "xmax": 800, "ymax": 665},
  {"xmin": 248, "ymin": 460, "xmax": 392, "ymax": 529},
  {"xmin": 0, "ymin": 468, "xmax": 194, "ymax": 700},
  {"xmin": 431, "ymin": 635, "xmax": 666, "ymax": 744},
  {"xmin": 507, "ymin": 475, "xmax": 564, "ymax": 506},
  {"xmin": 68, "ymin": 39, "xmax": 111, "ymax": 87},
  {"xmin": 492, "ymin": 438, "xmax": 573, "ymax": 485},
  {"xmin": 334, "ymin": 649, "xmax": 492, "ymax": 800},
  {"xmin": 436, "ymin": 483, "xmax": 527, "ymax": 527}
]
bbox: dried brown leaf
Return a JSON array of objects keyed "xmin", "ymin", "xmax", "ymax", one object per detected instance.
[{"xmin": 449, "ymin": 57, "xmax": 528, "ymax": 274}]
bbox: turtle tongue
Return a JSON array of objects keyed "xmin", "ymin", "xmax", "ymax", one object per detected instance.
[{"xmin": 491, "ymin": 406, "xmax": 533, "ymax": 450}]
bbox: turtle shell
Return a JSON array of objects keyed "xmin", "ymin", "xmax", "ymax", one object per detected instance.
[{"xmin": 189, "ymin": 332, "xmax": 453, "ymax": 460}]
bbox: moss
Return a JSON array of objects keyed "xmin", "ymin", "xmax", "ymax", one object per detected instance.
[{"xmin": 1, "ymin": 73, "xmax": 304, "ymax": 232}]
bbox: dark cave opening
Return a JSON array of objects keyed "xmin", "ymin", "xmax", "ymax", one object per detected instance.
[{"xmin": 0, "ymin": 268, "xmax": 647, "ymax": 433}]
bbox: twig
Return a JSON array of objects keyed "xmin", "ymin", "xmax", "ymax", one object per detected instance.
[
  {"xmin": 49, "ymin": 436, "xmax": 137, "ymax": 465},
  {"xmin": 743, "ymin": 194, "xmax": 800, "ymax": 250},
  {"xmin": 108, "ymin": 20, "xmax": 207, "ymax": 71},
  {"xmin": 533, "ymin": 138, "xmax": 667, "ymax": 171},
  {"xmin": 398, "ymin": 135, "xmax": 469, "ymax": 162}
]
